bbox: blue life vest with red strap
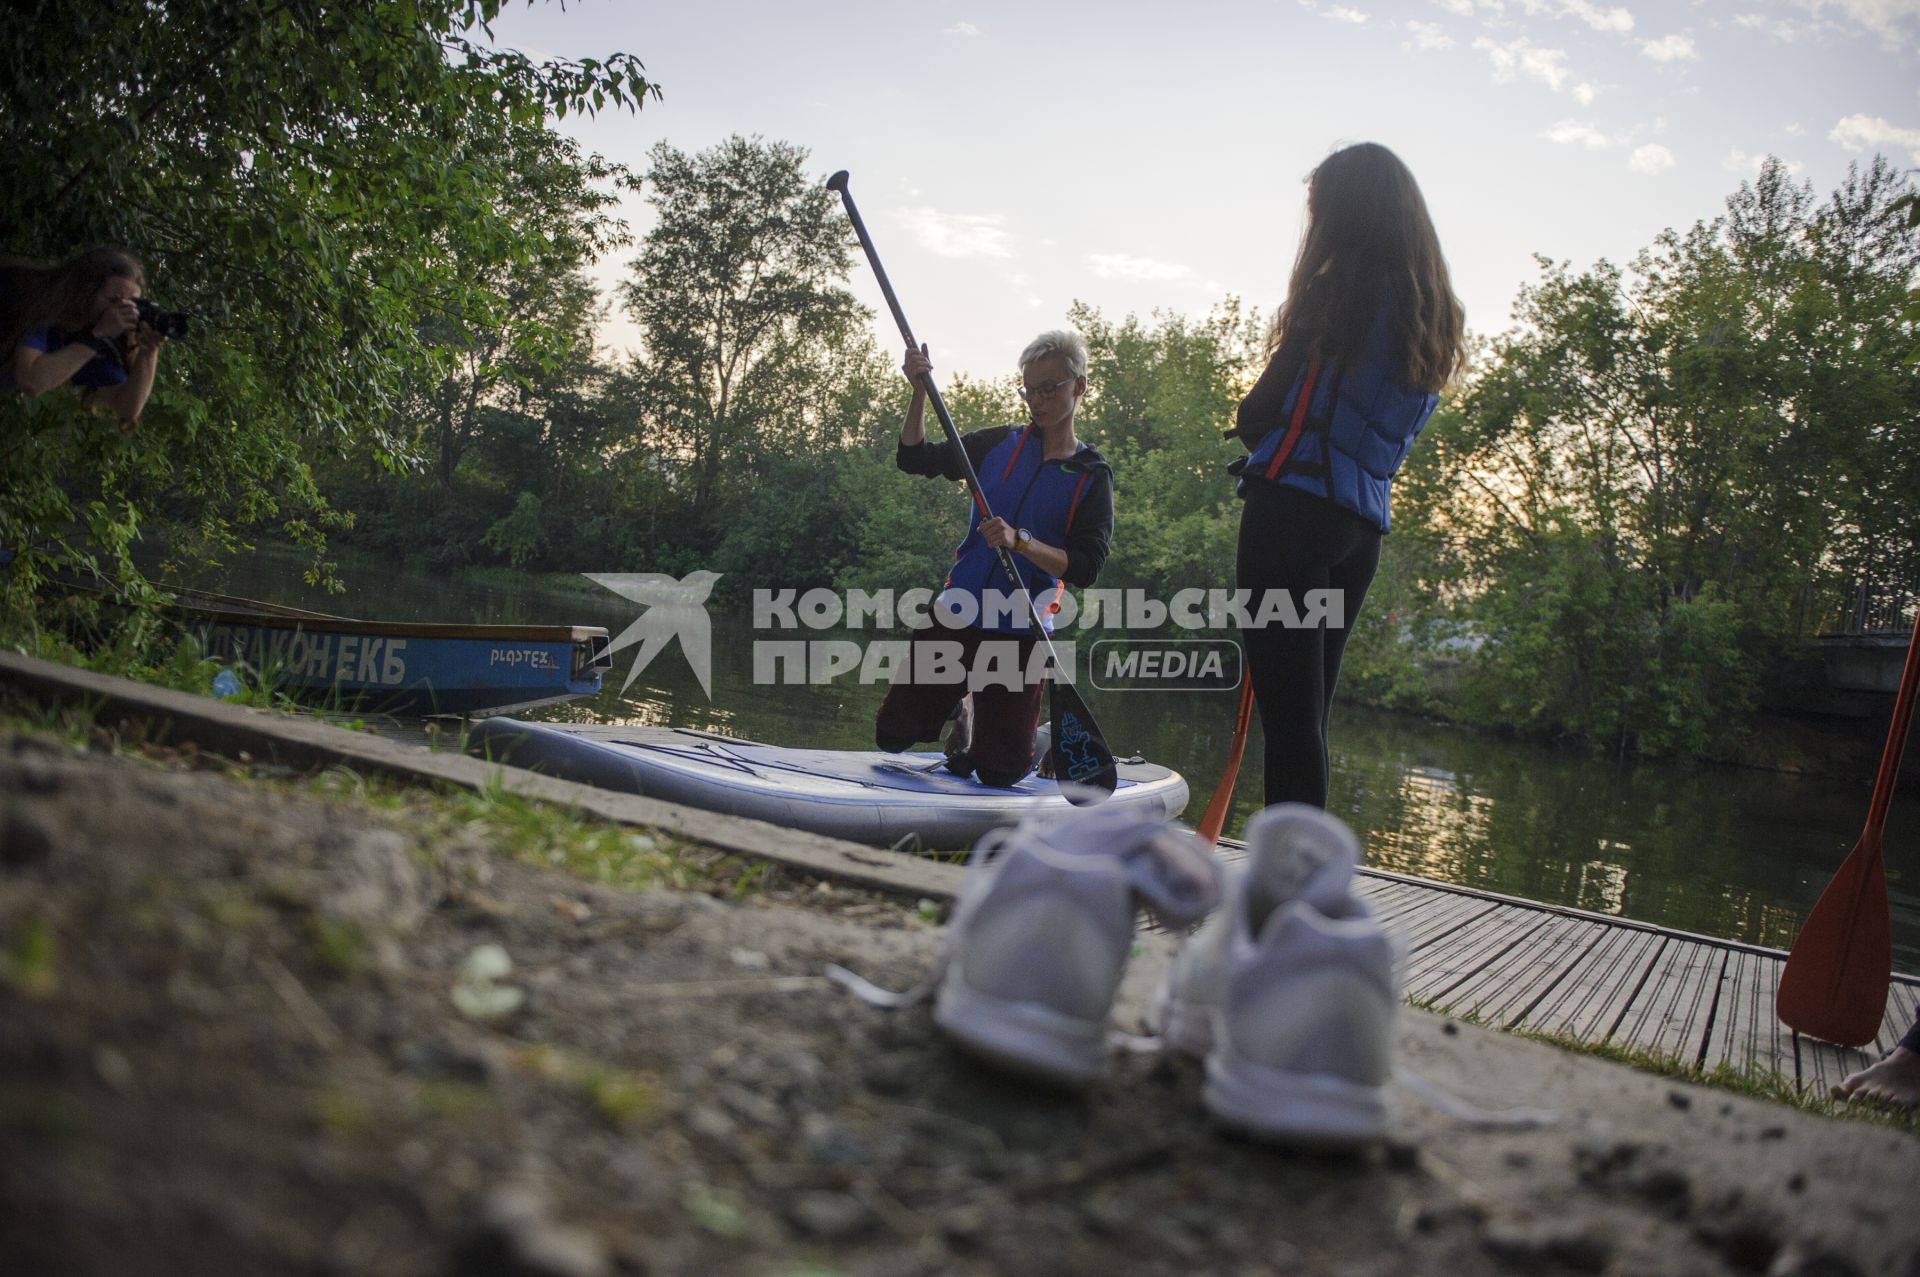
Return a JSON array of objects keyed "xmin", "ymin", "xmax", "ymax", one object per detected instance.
[
  {"xmin": 937, "ymin": 426, "xmax": 1106, "ymax": 634},
  {"xmin": 1238, "ymin": 316, "xmax": 1437, "ymax": 533}
]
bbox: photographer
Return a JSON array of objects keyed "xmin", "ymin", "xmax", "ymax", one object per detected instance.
[{"xmin": 2, "ymin": 248, "xmax": 173, "ymax": 431}]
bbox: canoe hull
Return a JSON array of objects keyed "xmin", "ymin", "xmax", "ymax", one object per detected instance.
[
  {"xmin": 466, "ymin": 718, "xmax": 1190, "ymax": 849},
  {"xmin": 198, "ymin": 621, "xmax": 609, "ymax": 716}
]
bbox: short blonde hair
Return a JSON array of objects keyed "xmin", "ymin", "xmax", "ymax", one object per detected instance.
[{"xmin": 1017, "ymin": 329, "xmax": 1088, "ymax": 379}]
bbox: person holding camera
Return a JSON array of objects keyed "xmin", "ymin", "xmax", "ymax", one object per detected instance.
[{"xmin": 2, "ymin": 247, "xmax": 175, "ymax": 431}]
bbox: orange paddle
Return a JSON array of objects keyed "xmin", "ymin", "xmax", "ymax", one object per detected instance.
[
  {"xmin": 1776, "ymin": 612, "xmax": 1920, "ymax": 1047},
  {"xmin": 1197, "ymin": 676, "xmax": 1257, "ymax": 845}
]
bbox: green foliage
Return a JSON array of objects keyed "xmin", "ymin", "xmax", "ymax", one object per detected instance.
[
  {"xmin": 482, "ymin": 491, "xmax": 546, "ymax": 567},
  {"xmin": 0, "ymin": 0, "xmax": 653, "ymax": 608},
  {"xmin": 1408, "ymin": 156, "xmax": 1920, "ymax": 756},
  {"xmin": 1072, "ymin": 299, "xmax": 1264, "ymax": 597},
  {"xmin": 621, "ymin": 136, "xmax": 862, "ymax": 537}
]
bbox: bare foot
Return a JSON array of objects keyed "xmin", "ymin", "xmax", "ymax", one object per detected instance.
[
  {"xmin": 1836, "ymin": 1045, "xmax": 1920, "ymax": 1109},
  {"xmin": 943, "ymin": 696, "xmax": 973, "ymax": 760}
]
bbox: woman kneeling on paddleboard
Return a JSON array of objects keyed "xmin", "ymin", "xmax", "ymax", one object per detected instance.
[{"xmin": 875, "ymin": 330, "xmax": 1113, "ymax": 787}]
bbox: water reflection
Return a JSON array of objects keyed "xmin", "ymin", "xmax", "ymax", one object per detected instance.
[{"xmin": 166, "ymin": 549, "xmax": 1916, "ymax": 972}]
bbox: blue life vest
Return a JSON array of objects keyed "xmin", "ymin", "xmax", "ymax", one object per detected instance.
[
  {"xmin": 937, "ymin": 427, "xmax": 1108, "ymax": 634},
  {"xmin": 1239, "ymin": 317, "xmax": 1436, "ymax": 533}
]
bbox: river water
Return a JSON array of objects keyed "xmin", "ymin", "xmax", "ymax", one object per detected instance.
[{"xmin": 180, "ymin": 551, "xmax": 1919, "ymax": 971}]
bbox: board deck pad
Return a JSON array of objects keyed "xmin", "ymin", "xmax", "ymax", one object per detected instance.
[{"xmin": 466, "ymin": 719, "xmax": 1189, "ymax": 850}]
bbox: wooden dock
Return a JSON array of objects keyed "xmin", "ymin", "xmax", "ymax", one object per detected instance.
[{"xmin": 1350, "ymin": 863, "xmax": 1919, "ymax": 1093}]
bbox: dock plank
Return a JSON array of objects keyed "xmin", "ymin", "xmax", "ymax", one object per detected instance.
[
  {"xmin": 1613, "ymin": 938, "xmax": 1724, "ymax": 1059},
  {"xmin": 1519, "ymin": 926, "xmax": 1669, "ymax": 1042},
  {"xmin": 1702, "ymin": 947, "xmax": 1782, "ymax": 1076},
  {"xmin": 1445, "ymin": 914, "xmax": 1599, "ymax": 1026},
  {"xmin": 1407, "ymin": 908, "xmax": 1558, "ymax": 1009},
  {"xmin": 1397, "ymin": 896, "xmax": 1507, "ymax": 953}
]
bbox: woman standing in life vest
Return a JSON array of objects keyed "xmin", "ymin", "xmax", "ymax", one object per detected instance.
[
  {"xmin": 1227, "ymin": 143, "xmax": 1464, "ymax": 808},
  {"xmin": 875, "ymin": 330, "xmax": 1114, "ymax": 788}
]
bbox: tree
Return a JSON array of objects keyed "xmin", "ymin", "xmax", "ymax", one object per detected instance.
[
  {"xmin": 620, "ymin": 136, "xmax": 861, "ymax": 529},
  {"xmin": 410, "ymin": 124, "xmax": 634, "ymax": 498},
  {"xmin": 1070, "ymin": 300, "xmax": 1265, "ymax": 599},
  {"xmin": 0, "ymin": 0, "xmax": 655, "ymax": 608},
  {"xmin": 1403, "ymin": 156, "xmax": 1919, "ymax": 755}
]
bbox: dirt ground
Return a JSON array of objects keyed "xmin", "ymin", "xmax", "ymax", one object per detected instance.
[{"xmin": 2, "ymin": 729, "xmax": 1918, "ymax": 1277}]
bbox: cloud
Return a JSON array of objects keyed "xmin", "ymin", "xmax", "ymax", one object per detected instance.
[
  {"xmin": 1474, "ymin": 35, "xmax": 1575, "ymax": 91},
  {"xmin": 1723, "ymin": 148, "xmax": 1806, "ymax": 176},
  {"xmin": 942, "ymin": 21, "xmax": 982, "ymax": 36},
  {"xmin": 1572, "ymin": 82, "xmax": 1598, "ymax": 103},
  {"xmin": 1790, "ymin": 0, "xmax": 1920, "ymax": 50},
  {"xmin": 1543, "ymin": 119, "xmax": 1615, "ymax": 148},
  {"xmin": 893, "ymin": 207, "xmax": 1014, "ymax": 259},
  {"xmin": 1561, "ymin": 0, "xmax": 1634, "ymax": 33},
  {"xmin": 1829, "ymin": 112, "xmax": 1920, "ymax": 161},
  {"xmin": 1732, "ymin": 13, "xmax": 1820, "ymax": 41},
  {"xmin": 1326, "ymin": 4, "xmax": 1370, "ymax": 21},
  {"xmin": 1434, "ymin": 0, "xmax": 1500, "ymax": 13},
  {"xmin": 1405, "ymin": 18, "xmax": 1456, "ymax": 48},
  {"xmin": 1628, "ymin": 143, "xmax": 1675, "ymax": 174},
  {"xmin": 1640, "ymin": 33, "xmax": 1699, "ymax": 61},
  {"xmin": 1087, "ymin": 253, "xmax": 1192, "ymax": 281}
]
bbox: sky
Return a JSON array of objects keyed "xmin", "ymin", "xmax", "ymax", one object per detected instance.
[{"xmin": 487, "ymin": 0, "xmax": 1920, "ymax": 381}]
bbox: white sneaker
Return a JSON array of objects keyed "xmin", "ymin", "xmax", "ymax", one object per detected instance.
[
  {"xmin": 1152, "ymin": 803, "xmax": 1399, "ymax": 1147},
  {"xmin": 933, "ymin": 809, "xmax": 1221, "ymax": 1088}
]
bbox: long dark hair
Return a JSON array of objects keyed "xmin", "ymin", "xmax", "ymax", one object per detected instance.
[
  {"xmin": 1266, "ymin": 143, "xmax": 1463, "ymax": 394},
  {"xmin": 0, "ymin": 247, "xmax": 146, "ymax": 354}
]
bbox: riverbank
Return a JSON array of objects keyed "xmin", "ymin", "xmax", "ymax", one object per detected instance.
[
  {"xmin": 142, "ymin": 543, "xmax": 1914, "ymax": 792},
  {"xmin": 3, "ymin": 693, "xmax": 1918, "ymax": 1273}
]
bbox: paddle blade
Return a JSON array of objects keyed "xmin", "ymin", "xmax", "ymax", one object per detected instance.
[
  {"xmin": 1047, "ymin": 681, "xmax": 1117, "ymax": 804},
  {"xmin": 1776, "ymin": 837, "xmax": 1892, "ymax": 1048}
]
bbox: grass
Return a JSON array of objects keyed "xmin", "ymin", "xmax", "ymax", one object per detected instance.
[
  {"xmin": 302, "ymin": 764, "xmax": 733, "ymax": 897},
  {"xmin": 0, "ymin": 684, "xmax": 762, "ymax": 907}
]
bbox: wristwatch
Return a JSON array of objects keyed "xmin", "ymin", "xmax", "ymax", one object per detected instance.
[{"xmin": 1015, "ymin": 528, "xmax": 1033, "ymax": 552}]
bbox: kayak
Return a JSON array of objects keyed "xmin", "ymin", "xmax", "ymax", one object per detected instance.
[{"xmin": 464, "ymin": 718, "xmax": 1190, "ymax": 850}]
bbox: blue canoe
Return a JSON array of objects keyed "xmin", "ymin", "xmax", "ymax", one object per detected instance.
[
  {"xmin": 174, "ymin": 589, "xmax": 611, "ymax": 717},
  {"xmin": 465, "ymin": 718, "xmax": 1190, "ymax": 849}
]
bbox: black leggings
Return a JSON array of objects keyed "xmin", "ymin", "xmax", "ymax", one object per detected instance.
[{"xmin": 1236, "ymin": 481, "xmax": 1382, "ymax": 809}]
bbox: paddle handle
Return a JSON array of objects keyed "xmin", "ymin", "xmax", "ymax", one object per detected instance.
[
  {"xmin": 1864, "ymin": 611, "xmax": 1920, "ymax": 839},
  {"xmin": 1197, "ymin": 677, "xmax": 1256, "ymax": 845},
  {"xmin": 826, "ymin": 172, "xmax": 1051, "ymax": 629}
]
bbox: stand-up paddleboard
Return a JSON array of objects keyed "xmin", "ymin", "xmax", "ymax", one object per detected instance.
[{"xmin": 465, "ymin": 718, "xmax": 1188, "ymax": 850}]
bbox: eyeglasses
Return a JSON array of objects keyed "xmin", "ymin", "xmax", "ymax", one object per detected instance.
[{"xmin": 1018, "ymin": 375, "xmax": 1078, "ymax": 403}]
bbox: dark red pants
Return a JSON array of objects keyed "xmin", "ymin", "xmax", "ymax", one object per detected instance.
[{"xmin": 874, "ymin": 622, "xmax": 1042, "ymax": 786}]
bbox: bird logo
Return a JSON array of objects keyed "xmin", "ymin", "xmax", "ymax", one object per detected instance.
[{"xmin": 583, "ymin": 571, "xmax": 723, "ymax": 699}]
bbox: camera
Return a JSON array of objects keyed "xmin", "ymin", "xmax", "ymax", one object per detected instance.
[{"xmin": 134, "ymin": 297, "xmax": 190, "ymax": 340}]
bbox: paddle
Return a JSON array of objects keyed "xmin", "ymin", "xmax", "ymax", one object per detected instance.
[
  {"xmin": 1196, "ymin": 676, "xmax": 1256, "ymax": 845},
  {"xmin": 826, "ymin": 170, "xmax": 1117, "ymax": 802},
  {"xmin": 1776, "ymin": 612, "xmax": 1920, "ymax": 1047}
]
